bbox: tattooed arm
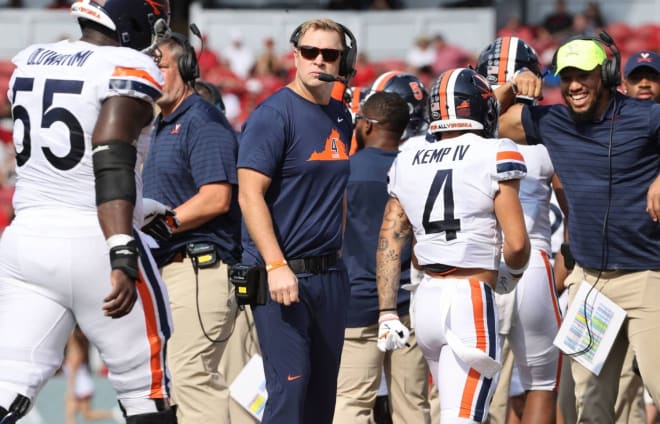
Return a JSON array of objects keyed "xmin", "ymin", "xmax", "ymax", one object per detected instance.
[{"xmin": 376, "ymin": 197, "xmax": 413, "ymax": 312}]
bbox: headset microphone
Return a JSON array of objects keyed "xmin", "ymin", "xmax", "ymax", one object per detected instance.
[
  {"xmin": 318, "ymin": 73, "xmax": 345, "ymax": 83},
  {"xmin": 190, "ymin": 23, "xmax": 203, "ymax": 55},
  {"xmin": 190, "ymin": 23, "xmax": 202, "ymax": 40}
]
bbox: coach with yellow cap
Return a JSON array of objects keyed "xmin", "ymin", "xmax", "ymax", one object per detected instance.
[{"xmin": 494, "ymin": 33, "xmax": 660, "ymax": 423}]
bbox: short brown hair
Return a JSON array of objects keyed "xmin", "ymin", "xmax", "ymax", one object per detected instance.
[{"xmin": 292, "ymin": 18, "xmax": 346, "ymax": 50}]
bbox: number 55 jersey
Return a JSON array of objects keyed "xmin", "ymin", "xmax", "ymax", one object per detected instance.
[
  {"xmin": 388, "ymin": 133, "xmax": 526, "ymax": 270},
  {"xmin": 0, "ymin": 39, "xmax": 172, "ymax": 406},
  {"xmin": 7, "ymin": 39, "xmax": 163, "ymax": 224}
]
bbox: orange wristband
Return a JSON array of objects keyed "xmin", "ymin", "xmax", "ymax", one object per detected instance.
[{"xmin": 266, "ymin": 258, "xmax": 288, "ymax": 272}]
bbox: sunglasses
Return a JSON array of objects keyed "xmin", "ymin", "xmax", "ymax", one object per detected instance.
[
  {"xmin": 298, "ymin": 45, "xmax": 342, "ymax": 62},
  {"xmin": 354, "ymin": 113, "xmax": 380, "ymax": 124}
]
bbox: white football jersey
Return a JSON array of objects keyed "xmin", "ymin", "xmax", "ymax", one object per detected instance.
[
  {"xmin": 8, "ymin": 40, "xmax": 162, "ymax": 226},
  {"xmin": 388, "ymin": 133, "xmax": 526, "ymax": 270},
  {"xmin": 518, "ymin": 144, "xmax": 554, "ymax": 254},
  {"xmin": 399, "ymin": 131, "xmax": 435, "ymax": 152}
]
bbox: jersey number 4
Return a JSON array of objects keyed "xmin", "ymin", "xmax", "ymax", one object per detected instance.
[
  {"xmin": 12, "ymin": 77, "xmax": 85, "ymax": 170},
  {"xmin": 422, "ymin": 169, "xmax": 461, "ymax": 240}
]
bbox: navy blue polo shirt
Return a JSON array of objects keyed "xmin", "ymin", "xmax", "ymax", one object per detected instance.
[
  {"xmin": 237, "ymin": 87, "xmax": 352, "ymax": 263},
  {"xmin": 343, "ymin": 147, "xmax": 411, "ymax": 328},
  {"xmin": 522, "ymin": 92, "xmax": 660, "ymax": 270},
  {"xmin": 143, "ymin": 94, "xmax": 241, "ymax": 266}
]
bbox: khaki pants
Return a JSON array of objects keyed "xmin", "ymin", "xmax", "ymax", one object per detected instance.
[
  {"xmin": 218, "ymin": 307, "xmax": 261, "ymax": 424},
  {"xmin": 162, "ymin": 257, "xmax": 237, "ymax": 424},
  {"xmin": 614, "ymin": 345, "xmax": 645, "ymax": 424},
  {"xmin": 557, "ymin": 352, "xmax": 577, "ymax": 424},
  {"xmin": 557, "ymin": 348, "xmax": 646, "ymax": 424},
  {"xmin": 333, "ymin": 315, "xmax": 431, "ymax": 424},
  {"xmin": 566, "ymin": 266, "xmax": 660, "ymax": 424}
]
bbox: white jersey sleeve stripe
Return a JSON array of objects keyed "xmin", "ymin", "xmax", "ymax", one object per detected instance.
[
  {"xmin": 112, "ymin": 66, "xmax": 162, "ymax": 89},
  {"xmin": 109, "ymin": 66, "xmax": 162, "ymax": 102},
  {"xmin": 495, "ymin": 149, "xmax": 527, "ymax": 180},
  {"xmin": 108, "ymin": 78, "xmax": 161, "ymax": 103}
]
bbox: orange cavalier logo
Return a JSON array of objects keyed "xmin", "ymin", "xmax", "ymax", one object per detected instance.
[{"xmin": 307, "ymin": 128, "xmax": 349, "ymax": 161}]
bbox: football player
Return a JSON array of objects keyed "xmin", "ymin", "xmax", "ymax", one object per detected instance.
[
  {"xmin": 0, "ymin": 0, "xmax": 176, "ymax": 422},
  {"xmin": 376, "ymin": 67, "xmax": 530, "ymax": 424},
  {"xmin": 476, "ymin": 36, "xmax": 563, "ymax": 424},
  {"xmin": 367, "ymin": 70, "xmax": 429, "ymax": 141}
]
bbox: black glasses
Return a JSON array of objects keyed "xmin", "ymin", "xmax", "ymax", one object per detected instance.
[
  {"xmin": 298, "ymin": 45, "xmax": 342, "ymax": 62},
  {"xmin": 354, "ymin": 113, "xmax": 380, "ymax": 124}
]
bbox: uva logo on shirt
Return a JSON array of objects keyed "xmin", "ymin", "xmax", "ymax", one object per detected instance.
[
  {"xmin": 171, "ymin": 123, "xmax": 181, "ymax": 134},
  {"xmin": 307, "ymin": 128, "xmax": 349, "ymax": 161}
]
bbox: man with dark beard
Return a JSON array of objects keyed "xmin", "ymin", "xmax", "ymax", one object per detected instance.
[{"xmin": 495, "ymin": 34, "xmax": 660, "ymax": 424}]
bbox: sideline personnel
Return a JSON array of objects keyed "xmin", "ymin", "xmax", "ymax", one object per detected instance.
[
  {"xmin": 497, "ymin": 34, "xmax": 660, "ymax": 423},
  {"xmin": 237, "ymin": 18, "xmax": 356, "ymax": 424},
  {"xmin": 142, "ymin": 32, "xmax": 240, "ymax": 424},
  {"xmin": 611, "ymin": 49, "xmax": 660, "ymax": 424},
  {"xmin": 623, "ymin": 50, "xmax": 660, "ymax": 103}
]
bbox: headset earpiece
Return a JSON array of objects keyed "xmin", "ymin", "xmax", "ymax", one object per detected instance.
[
  {"xmin": 289, "ymin": 24, "xmax": 301, "ymax": 47},
  {"xmin": 598, "ymin": 32, "xmax": 621, "ymax": 88},
  {"xmin": 337, "ymin": 24, "xmax": 357, "ymax": 79},
  {"xmin": 289, "ymin": 21, "xmax": 358, "ymax": 79},
  {"xmin": 170, "ymin": 32, "xmax": 200, "ymax": 85},
  {"xmin": 552, "ymin": 31, "xmax": 621, "ymax": 89}
]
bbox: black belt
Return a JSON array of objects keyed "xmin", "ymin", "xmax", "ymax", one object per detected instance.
[
  {"xmin": 170, "ymin": 251, "xmax": 186, "ymax": 263},
  {"xmin": 423, "ymin": 263, "xmax": 457, "ymax": 275},
  {"xmin": 288, "ymin": 253, "xmax": 338, "ymax": 274},
  {"xmin": 582, "ymin": 266, "xmax": 625, "ymax": 275}
]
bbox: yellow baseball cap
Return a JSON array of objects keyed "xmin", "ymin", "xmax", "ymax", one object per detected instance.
[{"xmin": 554, "ymin": 39, "xmax": 607, "ymax": 75}]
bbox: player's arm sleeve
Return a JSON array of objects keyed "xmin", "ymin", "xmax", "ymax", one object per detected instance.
[
  {"xmin": 103, "ymin": 51, "xmax": 163, "ymax": 107},
  {"xmin": 494, "ymin": 138, "xmax": 527, "ymax": 182},
  {"xmin": 237, "ymin": 104, "xmax": 287, "ymax": 177}
]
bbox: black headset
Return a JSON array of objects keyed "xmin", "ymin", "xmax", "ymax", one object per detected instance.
[
  {"xmin": 194, "ymin": 80, "xmax": 225, "ymax": 113},
  {"xmin": 169, "ymin": 32, "xmax": 200, "ymax": 85},
  {"xmin": 552, "ymin": 31, "xmax": 621, "ymax": 89},
  {"xmin": 289, "ymin": 21, "xmax": 358, "ymax": 79}
]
